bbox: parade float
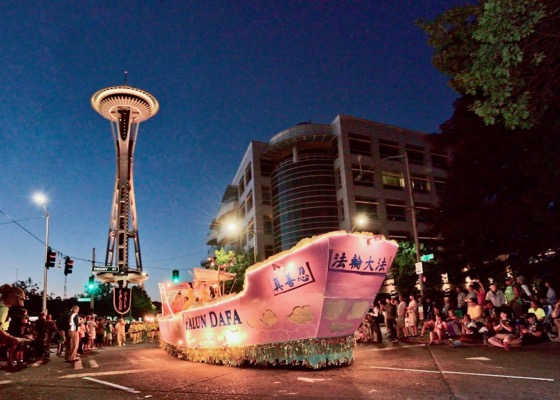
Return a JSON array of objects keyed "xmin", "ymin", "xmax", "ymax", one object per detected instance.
[{"xmin": 157, "ymin": 231, "xmax": 398, "ymax": 368}]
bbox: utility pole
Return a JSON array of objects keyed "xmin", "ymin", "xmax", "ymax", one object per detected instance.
[
  {"xmin": 403, "ymin": 153, "xmax": 424, "ymax": 298},
  {"xmin": 91, "ymin": 248, "xmax": 95, "ymax": 315}
]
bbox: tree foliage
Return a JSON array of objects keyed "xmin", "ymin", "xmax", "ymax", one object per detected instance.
[
  {"xmin": 419, "ymin": 0, "xmax": 559, "ymax": 129},
  {"xmin": 391, "ymin": 241, "xmax": 442, "ymax": 297},
  {"xmin": 391, "ymin": 241, "xmax": 420, "ymax": 295},
  {"xmin": 419, "ymin": 0, "xmax": 560, "ymax": 284},
  {"xmin": 212, "ymin": 248, "xmax": 253, "ymax": 294}
]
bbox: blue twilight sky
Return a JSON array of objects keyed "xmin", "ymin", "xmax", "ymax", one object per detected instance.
[{"xmin": 0, "ymin": 0, "xmax": 467, "ymax": 301}]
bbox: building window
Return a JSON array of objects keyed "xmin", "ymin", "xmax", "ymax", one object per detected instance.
[
  {"xmin": 382, "ymin": 170, "xmax": 403, "ymax": 189},
  {"xmin": 386, "ymin": 201, "xmax": 407, "ymax": 221},
  {"xmin": 434, "ymin": 178, "xmax": 446, "ymax": 196},
  {"xmin": 247, "ymin": 218, "xmax": 255, "ymax": 244},
  {"xmin": 431, "ymin": 153, "xmax": 448, "ymax": 169},
  {"xmin": 263, "ymin": 215, "xmax": 273, "ymax": 234},
  {"xmin": 406, "ymin": 145, "xmax": 425, "ymax": 165},
  {"xmin": 246, "ymin": 190, "xmax": 253, "ymax": 212},
  {"xmin": 415, "ymin": 202, "xmax": 432, "ymax": 223},
  {"xmin": 260, "ymin": 158, "xmax": 274, "ymax": 177},
  {"xmin": 262, "ymin": 186, "xmax": 271, "ymax": 205},
  {"xmin": 353, "ymin": 163, "xmax": 374, "ymax": 186},
  {"xmin": 239, "ymin": 201, "xmax": 246, "ymax": 218},
  {"xmin": 412, "ymin": 175, "xmax": 430, "ymax": 192},
  {"xmin": 238, "ymin": 178, "xmax": 245, "ymax": 197},
  {"xmin": 338, "ymin": 199, "xmax": 345, "ymax": 221},
  {"xmin": 264, "ymin": 245, "xmax": 274, "ymax": 259},
  {"xmin": 379, "ymin": 139, "xmax": 400, "ymax": 158},
  {"xmin": 245, "ymin": 164, "xmax": 252, "ymax": 185},
  {"xmin": 355, "ymin": 196, "xmax": 378, "ymax": 219},
  {"xmin": 349, "ymin": 134, "xmax": 371, "ymax": 156},
  {"xmin": 335, "ymin": 167, "xmax": 342, "ymax": 189}
]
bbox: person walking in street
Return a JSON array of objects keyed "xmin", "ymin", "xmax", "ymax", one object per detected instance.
[
  {"xmin": 65, "ymin": 306, "xmax": 81, "ymax": 363},
  {"xmin": 116, "ymin": 318, "xmax": 126, "ymax": 347}
]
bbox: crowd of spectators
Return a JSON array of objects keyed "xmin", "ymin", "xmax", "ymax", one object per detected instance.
[
  {"xmin": 357, "ymin": 276, "xmax": 560, "ymax": 350},
  {"xmin": 1, "ymin": 284, "xmax": 159, "ymax": 370}
]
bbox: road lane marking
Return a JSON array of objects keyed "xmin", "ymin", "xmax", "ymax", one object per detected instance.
[
  {"xmin": 366, "ymin": 344, "xmax": 426, "ymax": 351},
  {"xmin": 369, "ymin": 366, "xmax": 554, "ymax": 382},
  {"xmin": 83, "ymin": 377, "xmax": 140, "ymax": 394},
  {"xmin": 60, "ymin": 369, "xmax": 153, "ymax": 379},
  {"xmin": 297, "ymin": 377, "xmax": 331, "ymax": 383},
  {"xmin": 0, "ymin": 380, "xmax": 13, "ymax": 385},
  {"xmin": 465, "ymin": 357, "xmax": 491, "ymax": 361},
  {"xmin": 74, "ymin": 359, "xmax": 83, "ymax": 370},
  {"xmin": 89, "ymin": 360, "xmax": 99, "ymax": 368}
]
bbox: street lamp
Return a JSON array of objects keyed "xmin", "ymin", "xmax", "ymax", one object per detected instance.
[
  {"xmin": 352, "ymin": 214, "xmax": 369, "ymax": 232},
  {"xmin": 224, "ymin": 221, "xmax": 257, "ymax": 264},
  {"xmin": 33, "ymin": 193, "xmax": 50, "ymax": 314},
  {"xmin": 356, "ymin": 154, "xmax": 424, "ymax": 297}
]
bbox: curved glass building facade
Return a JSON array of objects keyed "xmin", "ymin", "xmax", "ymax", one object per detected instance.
[{"xmin": 271, "ymin": 152, "xmax": 339, "ymax": 252}]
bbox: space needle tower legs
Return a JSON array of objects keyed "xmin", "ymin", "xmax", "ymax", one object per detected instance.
[{"xmin": 91, "ymin": 84, "xmax": 159, "ymax": 285}]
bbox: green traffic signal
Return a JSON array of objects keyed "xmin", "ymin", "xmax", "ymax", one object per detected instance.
[
  {"xmin": 88, "ymin": 275, "xmax": 95, "ymax": 290},
  {"xmin": 172, "ymin": 269, "xmax": 179, "ymax": 283}
]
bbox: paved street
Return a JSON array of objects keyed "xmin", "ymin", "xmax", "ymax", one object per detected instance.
[{"xmin": 1, "ymin": 339, "xmax": 559, "ymax": 400}]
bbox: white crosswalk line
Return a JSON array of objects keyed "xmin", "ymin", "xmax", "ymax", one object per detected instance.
[{"xmin": 89, "ymin": 359, "xmax": 99, "ymax": 368}]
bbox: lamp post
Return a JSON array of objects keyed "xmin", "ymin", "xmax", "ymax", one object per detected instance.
[
  {"xmin": 356, "ymin": 154, "xmax": 424, "ymax": 297},
  {"xmin": 33, "ymin": 193, "xmax": 50, "ymax": 314}
]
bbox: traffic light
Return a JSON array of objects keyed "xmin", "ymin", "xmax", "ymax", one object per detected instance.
[
  {"xmin": 64, "ymin": 256, "xmax": 74, "ymax": 275},
  {"xmin": 88, "ymin": 275, "xmax": 95, "ymax": 291},
  {"xmin": 172, "ymin": 269, "xmax": 180, "ymax": 283},
  {"xmin": 45, "ymin": 247, "xmax": 56, "ymax": 269}
]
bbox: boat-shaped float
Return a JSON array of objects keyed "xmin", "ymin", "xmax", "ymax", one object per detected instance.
[{"xmin": 157, "ymin": 231, "xmax": 398, "ymax": 368}]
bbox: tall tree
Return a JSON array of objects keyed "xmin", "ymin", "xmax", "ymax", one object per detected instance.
[
  {"xmin": 419, "ymin": 0, "xmax": 560, "ymax": 281},
  {"xmin": 419, "ymin": 0, "xmax": 559, "ymax": 130}
]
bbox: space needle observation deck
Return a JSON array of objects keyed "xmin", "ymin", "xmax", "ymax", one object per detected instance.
[{"xmin": 91, "ymin": 84, "xmax": 159, "ymax": 285}]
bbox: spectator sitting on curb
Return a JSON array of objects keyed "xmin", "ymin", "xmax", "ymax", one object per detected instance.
[
  {"xmin": 488, "ymin": 310, "xmax": 521, "ymax": 350},
  {"xmin": 521, "ymin": 314, "xmax": 545, "ymax": 346},
  {"xmin": 428, "ymin": 314, "xmax": 446, "ymax": 345}
]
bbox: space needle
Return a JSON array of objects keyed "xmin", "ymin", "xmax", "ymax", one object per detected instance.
[{"xmin": 91, "ymin": 79, "xmax": 159, "ymax": 285}]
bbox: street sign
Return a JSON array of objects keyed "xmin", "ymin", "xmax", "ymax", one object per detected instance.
[
  {"xmin": 415, "ymin": 261, "xmax": 423, "ymax": 275},
  {"xmin": 420, "ymin": 254, "xmax": 434, "ymax": 262},
  {"xmin": 77, "ymin": 297, "xmax": 90, "ymax": 302},
  {"xmin": 93, "ymin": 265, "xmax": 119, "ymax": 273}
]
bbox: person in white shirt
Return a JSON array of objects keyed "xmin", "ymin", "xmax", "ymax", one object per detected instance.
[
  {"xmin": 65, "ymin": 306, "xmax": 80, "ymax": 363},
  {"xmin": 407, "ymin": 295, "xmax": 419, "ymax": 337},
  {"xmin": 485, "ymin": 284, "xmax": 506, "ymax": 312},
  {"xmin": 397, "ymin": 295, "xmax": 409, "ymax": 339}
]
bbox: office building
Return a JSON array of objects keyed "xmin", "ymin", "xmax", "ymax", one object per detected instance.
[{"xmin": 206, "ymin": 114, "xmax": 448, "ymax": 264}]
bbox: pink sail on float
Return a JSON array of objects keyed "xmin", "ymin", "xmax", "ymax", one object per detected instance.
[{"xmin": 157, "ymin": 231, "xmax": 398, "ymax": 368}]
